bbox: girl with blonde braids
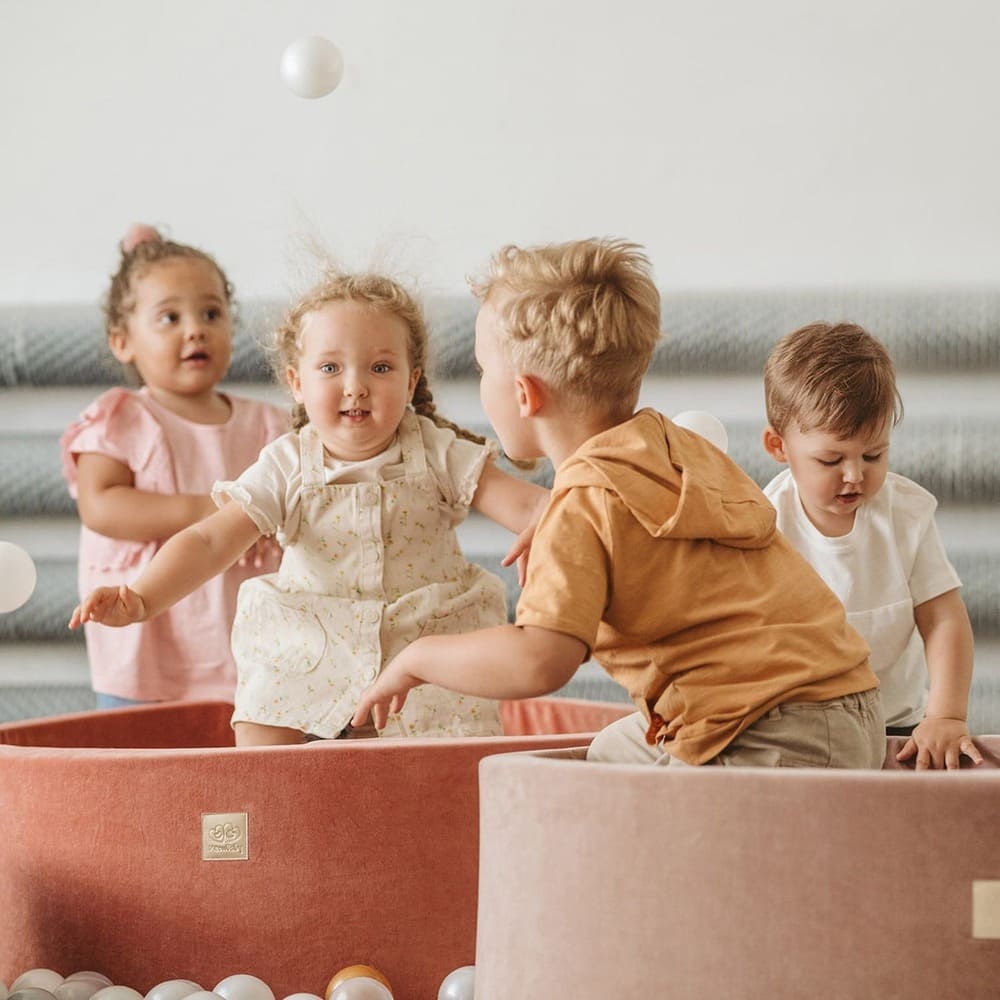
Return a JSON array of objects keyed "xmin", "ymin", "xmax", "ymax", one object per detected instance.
[{"xmin": 72, "ymin": 269, "xmax": 548, "ymax": 746}]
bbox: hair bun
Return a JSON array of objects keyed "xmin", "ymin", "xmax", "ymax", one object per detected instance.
[{"xmin": 120, "ymin": 223, "xmax": 162, "ymax": 254}]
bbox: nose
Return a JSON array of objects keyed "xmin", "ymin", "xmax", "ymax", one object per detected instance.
[
  {"xmin": 344, "ymin": 372, "xmax": 369, "ymax": 399},
  {"xmin": 842, "ymin": 460, "xmax": 863, "ymax": 485},
  {"xmin": 184, "ymin": 316, "xmax": 207, "ymax": 340}
]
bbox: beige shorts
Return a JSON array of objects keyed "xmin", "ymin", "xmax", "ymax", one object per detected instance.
[{"xmin": 586, "ymin": 688, "xmax": 885, "ymax": 769}]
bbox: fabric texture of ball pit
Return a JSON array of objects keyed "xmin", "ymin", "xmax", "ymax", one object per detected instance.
[{"xmin": 0, "ymin": 697, "xmax": 631, "ymax": 1000}]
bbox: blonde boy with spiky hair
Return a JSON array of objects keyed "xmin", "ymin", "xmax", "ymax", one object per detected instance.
[{"xmin": 355, "ymin": 238, "xmax": 884, "ymax": 768}]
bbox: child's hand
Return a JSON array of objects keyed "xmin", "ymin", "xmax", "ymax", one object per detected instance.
[
  {"xmin": 237, "ymin": 535, "xmax": 282, "ymax": 570},
  {"xmin": 895, "ymin": 717, "xmax": 983, "ymax": 770},
  {"xmin": 501, "ymin": 523, "xmax": 534, "ymax": 587},
  {"xmin": 69, "ymin": 584, "xmax": 148, "ymax": 630},
  {"xmin": 352, "ymin": 651, "xmax": 423, "ymax": 731}
]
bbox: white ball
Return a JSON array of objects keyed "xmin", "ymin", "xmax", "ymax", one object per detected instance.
[
  {"xmin": 145, "ymin": 982, "xmax": 202, "ymax": 1000},
  {"xmin": 280, "ymin": 994, "xmax": 322, "ymax": 1000},
  {"xmin": 672, "ymin": 409, "xmax": 729, "ymax": 454},
  {"xmin": 212, "ymin": 977, "xmax": 273, "ymax": 1000},
  {"xmin": 11, "ymin": 973, "xmax": 63, "ymax": 994},
  {"xmin": 91, "ymin": 989, "xmax": 143, "ymax": 1000},
  {"xmin": 279, "ymin": 35, "xmax": 344, "ymax": 98},
  {"xmin": 0, "ymin": 540, "xmax": 37, "ymax": 612},
  {"xmin": 8, "ymin": 990, "xmax": 56, "ymax": 1000},
  {"xmin": 437, "ymin": 965, "xmax": 475, "ymax": 1000},
  {"xmin": 65, "ymin": 978, "xmax": 111, "ymax": 989},
  {"xmin": 54, "ymin": 983, "xmax": 104, "ymax": 1000},
  {"xmin": 328, "ymin": 980, "xmax": 392, "ymax": 1000}
]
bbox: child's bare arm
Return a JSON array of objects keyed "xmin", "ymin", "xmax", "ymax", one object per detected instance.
[
  {"xmin": 471, "ymin": 460, "xmax": 549, "ymax": 534},
  {"xmin": 896, "ymin": 588, "xmax": 981, "ymax": 769},
  {"xmin": 74, "ymin": 451, "xmax": 218, "ymax": 542},
  {"xmin": 69, "ymin": 502, "xmax": 263, "ymax": 628},
  {"xmin": 352, "ymin": 624, "xmax": 587, "ymax": 730},
  {"xmin": 471, "ymin": 460, "xmax": 550, "ymax": 581}
]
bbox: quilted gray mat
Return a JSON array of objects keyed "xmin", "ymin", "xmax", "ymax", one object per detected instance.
[
  {"xmin": 3, "ymin": 547, "xmax": 997, "ymax": 644},
  {"xmin": 6, "ymin": 413, "xmax": 999, "ymax": 518},
  {"xmin": 4, "ymin": 288, "xmax": 1000, "ymax": 387}
]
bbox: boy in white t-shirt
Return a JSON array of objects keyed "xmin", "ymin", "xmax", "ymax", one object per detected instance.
[{"xmin": 762, "ymin": 321, "xmax": 982, "ymax": 770}]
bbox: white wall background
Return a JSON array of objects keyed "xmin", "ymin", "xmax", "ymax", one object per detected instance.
[{"xmin": 2, "ymin": 0, "xmax": 999, "ymax": 304}]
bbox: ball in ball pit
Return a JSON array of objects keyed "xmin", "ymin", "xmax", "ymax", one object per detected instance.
[
  {"xmin": 437, "ymin": 966, "xmax": 475, "ymax": 1000},
  {"xmin": 10, "ymin": 971, "xmax": 62, "ymax": 994},
  {"xmin": 213, "ymin": 976, "xmax": 274, "ymax": 1000},
  {"xmin": 145, "ymin": 982, "xmax": 202, "ymax": 1000},
  {"xmin": 9, "ymin": 990, "xmax": 58, "ymax": 1000},
  {"xmin": 323, "ymin": 968, "xmax": 391, "ymax": 999},
  {"xmin": 327, "ymin": 983, "xmax": 390, "ymax": 1000}
]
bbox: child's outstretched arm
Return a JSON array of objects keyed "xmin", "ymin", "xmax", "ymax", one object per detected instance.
[
  {"xmin": 471, "ymin": 460, "xmax": 550, "ymax": 584},
  {"xmin": 75, "ymin": 452, "xmax": 218, "ymax": 543},
  {"xmin": 896, "ymin": 587, "xmax": 982, "ymax": 770},
  {"xmin": 352, "ymin": 624, "xmax": 587, "ymax": 731},
  {"xmin": 69, "ymin": 502, "xmax": 263, "ymax": 629}
]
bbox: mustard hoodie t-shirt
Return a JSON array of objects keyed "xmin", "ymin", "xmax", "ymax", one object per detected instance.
[{"xmin": 516, "ymin": 408, "xmax": 877, "ymax": 765}]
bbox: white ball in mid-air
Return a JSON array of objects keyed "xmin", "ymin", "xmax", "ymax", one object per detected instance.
[
  {"xmin": 0, "ymin": 540, "xmax": 37, "ymax": 613},
  {"xmin": 672, "ymin": 410, "xmax": 729, "ymax": 454},
  {"xmin": 280, "ymin": 35, "xmax": 344, "ymax": 98}
]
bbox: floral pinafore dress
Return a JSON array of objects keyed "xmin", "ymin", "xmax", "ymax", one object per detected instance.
[{"xmin": 230, "ymin": 414, "xmax": 507, "ymax": 738}]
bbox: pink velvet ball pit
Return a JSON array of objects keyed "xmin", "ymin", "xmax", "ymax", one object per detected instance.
[
  {"xmin": 0, "ymin": 696, "xmax": 630, "ymax": 1000},
  {"xmin": 475, "ymin": 737, "xmax": 1000, "ymax": 1000}
]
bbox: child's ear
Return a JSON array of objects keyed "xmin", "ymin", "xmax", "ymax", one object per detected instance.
[
  {"xmin": 408, "ymin": 367, "xmax": 422, "ymax": 401},
  {"xmin": 286, "ymin": 365, "xmax": 303, "ymax": 403},
  {"xmin": 762, "ymin": 426, "xmax": 788, "ymax": 462},
  {"xmin": 515, "ymin": 374, "xmax": 545, "ymax": 417},
  {"xmin": 107, "ymin": 327, "xmax": 134, "ymax": 364}
]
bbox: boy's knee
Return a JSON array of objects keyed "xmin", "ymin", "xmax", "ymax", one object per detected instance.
[{"xmin": 586, "ymin": 712, "xmax": 661, "ymax": 765}]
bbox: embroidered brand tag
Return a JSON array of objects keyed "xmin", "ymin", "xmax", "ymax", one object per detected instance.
[
  {"xmin": 972, "ymin": 881, "xmax": 1000, "ymax": 938},
  {"xmin": 202, "ymin": 812, "xmax": 249, "ymax": 861}
]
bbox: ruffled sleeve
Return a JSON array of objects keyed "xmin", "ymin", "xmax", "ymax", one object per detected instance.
[
  {"xmin": 415, "ymin": 414, "xmax": 500, "ymax": 516},
  {"xmin": 212, "ymin": 430, "xmax": 303, "ymax": 543},
  {"xmin": 60, "ymin": 388, "xmax": 167, "ymax": 497}
]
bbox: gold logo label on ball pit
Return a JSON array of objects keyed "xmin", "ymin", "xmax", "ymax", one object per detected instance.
[
  {"xmin": 202, "ymin": 812, "xmax": 249, "ymax": 861},
  {"xmin": 973, "ymin": 880, "xmax": 1000, "ymax": 938}
]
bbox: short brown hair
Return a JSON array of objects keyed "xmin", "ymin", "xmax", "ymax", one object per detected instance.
[
  {"xmin": 764, "ymin": 321, "xmax": 903, "ymax": 437},
  {"xmin": 470, "ymin": 237, "xmax": 661, "ymax": 418}
]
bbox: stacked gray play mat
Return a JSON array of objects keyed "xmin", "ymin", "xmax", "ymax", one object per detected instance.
[{"xmin": 2, "ymin": 289, "xmax": 997, "ymax": 729}]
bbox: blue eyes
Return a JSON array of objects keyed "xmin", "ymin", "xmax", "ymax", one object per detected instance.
[{"xmin": 319, "ymin": 363, "xmax": 393, "ymax": 374}]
